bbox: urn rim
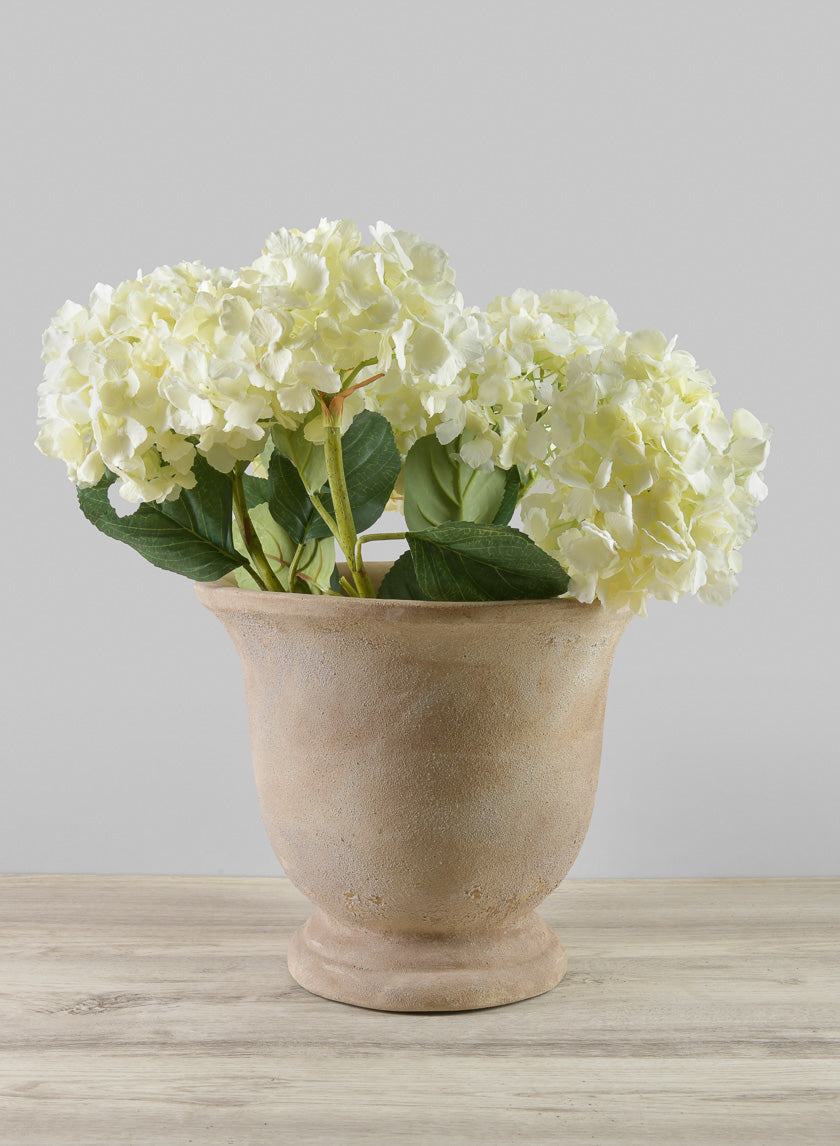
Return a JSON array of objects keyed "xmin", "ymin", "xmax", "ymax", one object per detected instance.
[{"xmin": 194, "ymin": 562, "xmax": 623, "ymax": 623}]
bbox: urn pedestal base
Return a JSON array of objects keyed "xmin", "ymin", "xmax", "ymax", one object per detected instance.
[{"xmin": 287, "ymin": 908, "xmax": 567, "ymax": 1012}]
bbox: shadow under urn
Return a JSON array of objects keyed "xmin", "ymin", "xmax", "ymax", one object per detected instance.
[{"xmin": 196, "ymin": 567, "xmax": 630, "ymax": 1012}]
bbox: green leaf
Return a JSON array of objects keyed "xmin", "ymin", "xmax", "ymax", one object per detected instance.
[
  {"xmin": 377, "ymin": 550, "xmax": 428, "ymax": 600},
  {"xmin": 271, "ymin": 423, "xmax": 328, "ymax": 492},
  {"xmin": 266, "ymin": 450, "xmax": 330, "ymax": 543},
  {"xmin": 77, "ymin": 458, "xmax": 247, "ymax": 582},
  {"xmin": 320, "ymin": 411, "xmax": 401, "ymax": 534},
  {"xmin": 294, "ymin": 534, "xmax": 336, "ymax": 594},
  {"xmin": 241, "ymin": 473, "xmax": 269, "ymax": 510},
  {"xmin": 492, "ymin": 466, "xmax": 522, "ymax": 526},
  {"xmin": 403, "ymin": 434, "xmax": 509, "ymax": 530},
  {"xmin": 233, "ymin": 501, "xmax": 335, "ymax": 593},
  {"xmin": 407, "ymin": 521, "xmax": 570, "ymax": 602}
]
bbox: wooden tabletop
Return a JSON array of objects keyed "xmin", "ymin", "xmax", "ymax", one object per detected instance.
[{"xmin": 0, "ymin": 876, "xmax": 837, "ymax": 1145}]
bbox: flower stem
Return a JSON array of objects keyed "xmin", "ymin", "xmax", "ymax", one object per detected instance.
[
  {"xmin": 322, "ymin": 415, "xmax": 375, "ymax": 598},
  {"xmin": 231, "ymin": 464, "xmax": 284, "ymax": 592},
  {"xmin": 309, "ymin": 489, "xmax": 342, "ymax": 546},
  {"xmin": 287, "ymin": 539, "xmax": 307, "ymax": 593},
  {"xmin": 355, "ymin": 531, "xmax": 407, "ymax": 570},
  {"xmin": 341, "ymin": 357, "xmax": 378, "ymax": 390},
  {"xmin": 517, "ymin": 468, "xmax": 540, "ymax": 499}
]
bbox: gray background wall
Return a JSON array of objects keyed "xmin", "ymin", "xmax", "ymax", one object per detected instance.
[{"xmin": 3, "ymin": 1, "xmax": 837, "ymax": 877}]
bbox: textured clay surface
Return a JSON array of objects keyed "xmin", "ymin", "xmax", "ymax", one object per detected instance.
[{"xmin": 196, "ymin": 567, "xmax": 629, "ymax": 1010}]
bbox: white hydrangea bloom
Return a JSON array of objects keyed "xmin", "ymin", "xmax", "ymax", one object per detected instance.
[
  {"xmin": 434, "ymin": 288, "xmax": 620, "ymax": 470},
  {"xmin": 37, "ymin": 262, "xmax": 311, "ymax": 502},
  {"xmin": 518, "ymin": 330, "xmax": 771, "ymax": 614},
  {"xmin": 252, "ymin": 219, "xmax": 485, "ymax": 455}
]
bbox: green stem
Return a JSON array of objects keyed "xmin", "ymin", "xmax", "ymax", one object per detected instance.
[
  {"xmin": 359, "ymin": 531, "xmax": 408, "ymax": 544},
  {"xmin": 354, "ymin": 568, "xmax": 376, "ymax": 599},
  {"xmin": 323, "ymin": 422, "xmax": 356, "ymax": 558},
  {"xmin": 309, "ymin": 489, "xmax": 343, "ymax": 547},
  {"xmin": 517, "ymin": 468, "xmax": 540, "ymax": 500},
  {"xmin": 287, "ymin": 539, "xmax": 307, "ymax": 593},
  {"xmin": 355, "ymin": 531, "xmax": 407, "ymax": 570},
  {"xmin": 341, "ymin": 357, "xmax": 378, "ymax": 390},
  {"xmin": 231, "ymin": 465, "xmax": 284, "ymax": 592},
  {"xmin": 339, "ymin": 575, "xmax": 359, "ymax": 597},
  {"xmin": 323, "ymin": 418, "xmax": 375, "ymax": 598}
]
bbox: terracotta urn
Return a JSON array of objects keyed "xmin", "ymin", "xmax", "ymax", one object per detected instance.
[{"xmin": 196, "ymin": 568, "xmax": 630, "ymax": 1012}]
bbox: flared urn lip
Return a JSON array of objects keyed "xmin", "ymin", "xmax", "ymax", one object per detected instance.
[{"xmin": 194, "ymin": 562, "xmax": 621, "ymax": 624}]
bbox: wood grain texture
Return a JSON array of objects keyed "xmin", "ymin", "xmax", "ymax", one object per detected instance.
[{"xmin": 0, "ymin": 876, "xmax": 837, "ymax": 1145}]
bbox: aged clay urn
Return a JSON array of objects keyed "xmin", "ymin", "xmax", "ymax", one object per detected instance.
[{"xmin": 196, "ymin": 566, "xmax": 629, "ymax": 1012}]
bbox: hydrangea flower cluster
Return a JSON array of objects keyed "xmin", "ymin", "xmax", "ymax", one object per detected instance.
[
  {"xmin": 37, "ymin": 262, "xmax": 267, "ymax": 502},
  {"xmin": 515, "ymin": 332, "xmax": 770, "ymax": 613},
  {"xmin": 408, "ymin": 288, "xmax": 768, "ymax": 613},
  {"xmin": 37, "ymin": 220, "xmax": 770, "ymax": 611},
  {"xmin": 431, "ymin": 287, "xmax": 622, "ymax": 472}
]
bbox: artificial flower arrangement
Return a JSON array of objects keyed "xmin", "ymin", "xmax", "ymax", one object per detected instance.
[{"xmin": 36, "ymin": 219, "xmax": 770, "ymax": 612}]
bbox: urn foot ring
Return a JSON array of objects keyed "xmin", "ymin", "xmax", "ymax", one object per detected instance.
[{"xmin": 287, "ymin": 907, "xmax": 567, "ymax": 1012}]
